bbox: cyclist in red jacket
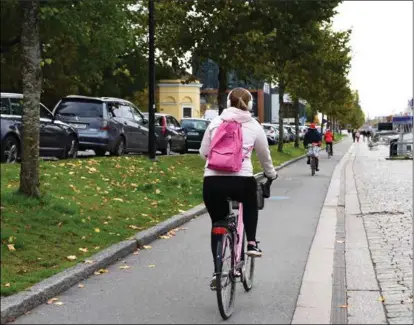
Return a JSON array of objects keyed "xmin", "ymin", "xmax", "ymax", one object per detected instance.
[{"xmin": 324, "ymin": 129, "xmax": 334, "ymax": 157}]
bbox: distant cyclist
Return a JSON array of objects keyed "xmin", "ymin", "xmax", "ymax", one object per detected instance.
[
  {"xmin": 199, "ymin": 87, "xmax": 277, "ymax": 284},
  {"xmin": 303, "ymin": 123, "xmax": 322, "ymax": 171},
  {"xmin": 324, "ymin": 128, "xmax": 334, "ymax": 156}
]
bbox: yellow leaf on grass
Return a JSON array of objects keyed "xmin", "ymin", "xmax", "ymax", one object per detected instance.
[
  {"xmin": 119, "ymin": 265, "xmax": 130, "ymax": 270},
  {"xmin": 66, "ymin": 255, "xmax": 77, "ymax": 261},
  {"xmin": 128, "ymin": 225, "xmax": 142, "ymax": 230},
  {"xmin": 94, "ymin": 246, "xmax": 100, "ymax": 250},
  {"xmin": 78, "ymin": 248, "xmax": 88, "ymax": 253},
  {"xmin": 142, "ymin": 245, "xmax": 152, "ymax": 249},
  {"xmin": 94, "ymin": 228, "xmax": 100, "ymax": 233},
  {"xmin": 131, "ymin": 183, "xmax": 138, "ymax": 187},
  {"xmin": 155, "ymin": 189, "xmax": 161, "ymax": 194},
  {"xmin": 4, "ymin": 283, "xmax": 10, "ymax": 287},
  {"xmin": 78, "ymin": 284, "xmax": 85, "ymax": 288},
  {"xmin": 7, "ymin": 244, "xmax": 16, "ymax": 251},
  {"xmin": 47, "ymin": 297, "xmax": 59, "ymax": 304},
  {"xmin": 84, "ymin": 260, "xmax": 94, "ymax": 264},
  {"xmin": 178, "ymin": 209, "xmax": 186, "ymax": 213},
  {"xmin": 113, "ymin": 198, "xmax": 124, "ymax": 202}
]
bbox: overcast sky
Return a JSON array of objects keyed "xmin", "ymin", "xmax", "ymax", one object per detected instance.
[{"xmin": 332, "ymin": 1, "xmax": 413, "ymax": 117}]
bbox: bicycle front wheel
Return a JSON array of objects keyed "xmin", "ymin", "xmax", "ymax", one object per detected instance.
[
  {"xmin": 241, "ymin": 232, "xmax": 255, "ymax": 291},
  {"xmin": 215, "ymin": 232, "xmax": 236, "ymax": 320}
]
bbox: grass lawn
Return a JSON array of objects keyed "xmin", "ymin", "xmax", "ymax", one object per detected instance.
[{"xmin": 0, "ymin": 137, "xmax": 343, "ymax": 296}]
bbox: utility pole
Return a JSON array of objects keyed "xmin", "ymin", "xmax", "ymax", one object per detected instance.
[{"xmin": 148, "ymin": 0, "xmax": 156, "ymax": 160}]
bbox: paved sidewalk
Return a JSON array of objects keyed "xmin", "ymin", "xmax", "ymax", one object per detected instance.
[{"xmin": 348, "ymin": 142, "xmax": 413, "ymax": 324}]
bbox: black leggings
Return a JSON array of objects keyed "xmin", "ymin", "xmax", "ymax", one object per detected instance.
[
  {"xmin": 326, "ymin": 142, "xmax": 333, "ymax": 154},
  {"xmin": 203, "ymin": 176, "xmax": 258, "ymax": 269}
]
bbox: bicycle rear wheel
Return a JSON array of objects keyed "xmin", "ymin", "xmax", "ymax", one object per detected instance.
[
  {"xmin": 241, "ymin": 232, "xmax": 255, "ymax": 291},
  {"xmin": 310, "ymin": 156, "xmax": 316, "ymax": 176},
  {"xmin": 215, "ymin": 232, "xmax": 236, "ymax": 320}
]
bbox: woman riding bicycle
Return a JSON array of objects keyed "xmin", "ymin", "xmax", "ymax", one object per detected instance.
[{"xmin": 199, "ymin": 87, "xmax": 277, "ymax": 282}]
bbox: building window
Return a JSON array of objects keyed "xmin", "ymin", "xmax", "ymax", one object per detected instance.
[{"xmin": 183, "ymin": 107, "xmax": 192, "ymax": 118}]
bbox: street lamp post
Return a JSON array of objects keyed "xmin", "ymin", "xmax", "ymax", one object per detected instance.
[{"xmin": 148, "ymin": 0, "xmax": 156, "ymax": 160}]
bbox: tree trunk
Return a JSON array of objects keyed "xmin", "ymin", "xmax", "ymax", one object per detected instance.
[
  {"xmin": 217, "ymin": 66, "xmax": 228, "ymax": 115},
  {"xmin": 320, "ymin": 113, "xmax": 324, "ymax": 134},
  {"xmin": 294, "ymin": 98, "xmax": 300, "ymax": 148},
  {"xmin": 19, "ymin": 0, "xmax": 42, "ymax": 198},
  {"xmin": 277, "ymin": 81, "xmax": 285, "ymax": 152}
]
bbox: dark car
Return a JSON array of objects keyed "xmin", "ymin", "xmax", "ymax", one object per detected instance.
[
  {"xmin": 180, "ymin": 118, "xmax": 210, "ymax": 150},
  {"xmin": 1, "ymin": 92, "xmax": 79, "ymax": 163},
  {"xmin": 53, "ymin": 95, "xmax": 149, "ymax": 156},
  {"xmin": 142, "ymin": 113, "xmax": 187, "ymax": 155}
]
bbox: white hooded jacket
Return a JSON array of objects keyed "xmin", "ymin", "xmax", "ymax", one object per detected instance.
[{"xmin": 199, "ymin": 107, "xmax": 277, "ymax": 179}]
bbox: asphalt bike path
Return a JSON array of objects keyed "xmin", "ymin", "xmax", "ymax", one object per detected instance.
[{"xmin": 14, "ymin": 138, "xmax": 353, "ymax": 324}]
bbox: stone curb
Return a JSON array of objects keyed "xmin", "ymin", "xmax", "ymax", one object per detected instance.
[{"xmin": 1, "ymin": 140, "xmax": 346, "ymax": 323}]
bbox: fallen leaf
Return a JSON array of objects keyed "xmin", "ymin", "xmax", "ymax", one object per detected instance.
[
  {"xmin": 4, "ymin": 283, "xmax": 10, "ymax": 287},
  {"xmin": 103, "ymin": 221, "xmax": 109, "ymax": 225},
  {"xmin": 78, "ymin": 284, "xmax": 85, "ymax": 288},
  {"xmin": 7, "ymin": 244, "xmax": 16, "ymax": 251},
  {"xmin": 133, "ymin": 251, "xmax": 140, "ymax": 255},
  {"xmin": 94, "ymin": 246, "xmax": 100, "ymax": 250},
  {"xmin": 94, "ymin": 228, "xmax": 100, "ymax": 233},
  {"xmin": 159, "ymin": 235, "xmax": 171, "ymax": 239},
  {"xmin": 178, "ymin": 209, "xmax": 186, "ymax": 213},
  {"xmin": 78, "ymin": 248, "xmax": 88, "ymax": 253},
  {"xmin": 141, "ymin": 213, "xmax": 148, "ymax": 217},
  {"xmin": 338, "ymin": 305, "xmax": 349, "ymax": 308},
  {"xmin": 81, "ymin": 236, "xmax": 86, "ymax": 240},
  {"xmin": 379, "ymin": 296, "xmax": 385, "ymax": 302},
  {"xmin": 94, "ymin": 269, "xmax": 109, "ymax": 275},
  {"xmin": 57, "ymin": 222, "xmax": 63, "ymax": 227},
  {"xmin": 113, "ymin": 198, "xmax": 124, "ymax": 202},
  {"xmin": 54, "ymin": 301, "xmax": 64, "ymax": 306},
  {"xmin": 148, "ymin": 264, "xmax": 155, "ymax": 268},
  {"xmin": 155, "ymin": 189, "xmax": 161, "ymax": 194},
  {"xmin": 66, "ymin": 255, "xmax": 77, "ymax": 261},
  {"xmin": 47, "ymin": 297, "xmax": 59, "ymax": 304},
  {"xmin": 119, "ymin": 265, "xmax": 131, "ymax": 270},
  {"xmin": 142, "ymin": 245, "xmax": 152, "ymax": 249},
  {"xmin": 84, "ymin": 260, "xmax": 94, "ymax": 264},
  {"xmin": 336, "ymin": 240, "xmax": 344, "ymax": 244}
]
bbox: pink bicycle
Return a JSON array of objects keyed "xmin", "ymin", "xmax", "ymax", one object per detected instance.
[{"xmin": 211, "ymin": 176, "xmax": 274, "ymax": 320}]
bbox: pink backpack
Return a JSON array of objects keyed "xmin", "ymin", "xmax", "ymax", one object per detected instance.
[{"xmin": 207, "ymin": 120, "xmax": 251, "ymax": 172}]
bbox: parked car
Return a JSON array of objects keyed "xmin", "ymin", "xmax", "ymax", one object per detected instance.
[
  {"xmin": 53, "ymin": 95, "xmax": 149, "ymax": 156},
  {"xmin": 270, "ymin": 124, "xmax": 289, "ymax": 142},
  {"xmin": 142, "ymin": 113, "xmax": 187, "ymax": 155},
  {"xmin": 284, "ymin": 125, "xmax": 295, "ymax": 142},
  {"xmin": 180, "ymin": 118, "xmax": 210, "ymax": 150},
  {"xmin": 262, "ymin": 123, "xmax": 279, "ymax": 145},
  {"xmin": 1, "ymin": 92, "xmax": 79, "ymax": 163}
]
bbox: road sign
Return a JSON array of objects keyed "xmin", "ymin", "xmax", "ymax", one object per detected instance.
[{"xmin": 392, "ymin": 116, "xmax": 413, "ymax": 125}]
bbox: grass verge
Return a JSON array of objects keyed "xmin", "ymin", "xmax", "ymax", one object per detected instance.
[{"xmin": 0, "ymin": 137, "xmax": 345, "ymax": 296}]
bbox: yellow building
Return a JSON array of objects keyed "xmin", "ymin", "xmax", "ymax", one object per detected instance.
[{"xmin": 157, "ymin": 79, "xmax": 203, "ymax": 120}]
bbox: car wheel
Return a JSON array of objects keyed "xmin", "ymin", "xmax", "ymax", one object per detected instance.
[
  {"xmin": 1, "ymin": 135, "xmax": 20, "ymax": 163},
  {"xmin": 111, "ymin": 137, "xmax": 125, "ymax": 156},
  {"xmin": 161, "ymin": 141, "xmax": 172, "ymax": 155},
  {"xmin": 60, "ymin": 134, "xmax": 78, "ymax": 159}
]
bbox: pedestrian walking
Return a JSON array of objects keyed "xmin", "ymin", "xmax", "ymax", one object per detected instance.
[
  {"xmin": 352, "ymin": 129, "xmax": 356, "ymax": 142},
  {"xmin": 355, "ymin": 130, "xmax": 360, "ymax": 142}
]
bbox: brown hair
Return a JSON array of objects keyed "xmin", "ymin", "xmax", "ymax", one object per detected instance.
[{"xmin": 229, "ymin": 87, "xmax": 251, "ymax": 111}]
